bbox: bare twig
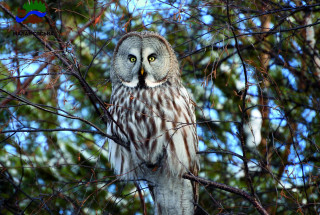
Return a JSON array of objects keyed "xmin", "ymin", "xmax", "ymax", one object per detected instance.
[
  {"xmin": 134, "ymin": 182, "xmax": 147, "ymax": 215},
  {"xmin": 0, "ymin": 171, "xmax": 54, "ymax": 215},
  {"xmin": 183, "ymin": 174, "xmax": 269, "ymax": 215},
  {"xmin": 0, "ymin": 3, "xmax": 130, "ymax": 150},
  {"xmin": 1, "ymin": 128, "xmax": 106, "ymax": 135},
  {"xmin": 0, "ymin": 88, "xmax": 129, "ymax": 149},
  {"xmin": 226, "ymin": 0, "xmax": 257, "ymax": 199},
  {"xmin": 0, "ymin": 60, "xmax": 51, "ymax": 106}
]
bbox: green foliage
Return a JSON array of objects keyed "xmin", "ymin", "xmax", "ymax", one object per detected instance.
[{"xmin": 22, "ymin": 0, "xmax": 46, "ymax": 13}]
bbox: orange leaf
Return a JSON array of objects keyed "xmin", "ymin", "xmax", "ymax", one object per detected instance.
[{"xmin": 94, "ymin": 14, "xmax": 102, "ymax": 26}]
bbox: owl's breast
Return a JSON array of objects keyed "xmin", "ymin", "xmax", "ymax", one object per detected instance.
[
  {"xmin": 110, "ymin": 84, "xmax": 174, "ymax": 141},
  {"xmin": 108, "ymin": 84, "xmax": 198, "ymax": 176}
]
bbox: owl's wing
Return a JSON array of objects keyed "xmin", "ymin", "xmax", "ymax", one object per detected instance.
[
  {"xmin": 107, "ymin": 107, "xmax": 137, "ymax": 180},
  {"xmin": 179, "ymin": 87, "xmax": 200, "ymax": 206}
]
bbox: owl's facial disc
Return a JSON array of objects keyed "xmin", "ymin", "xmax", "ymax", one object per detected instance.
[
  {"xmin": 114, "ymin": 36, "xmax": 141, "ymax": 87},
  {"xmin": 114, "ymin": 36, "xmax": 170, "ymax": 88},
  {"xmin": 142, "ymin": 37, "xmax": 170, "ymax": 88}
]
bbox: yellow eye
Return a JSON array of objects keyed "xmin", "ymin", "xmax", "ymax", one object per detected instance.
[
  {"xmin": 148, "ymin": 56, "xmax": 156, "ymax": 62},
  {"xmin": 129, "ymin": 57, "xmax": 136, "ymax": 62}
]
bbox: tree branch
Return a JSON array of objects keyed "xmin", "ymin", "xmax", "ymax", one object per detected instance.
[
  {"xmin": 0, "ymin": 3, "xmax": 130, "ymax": 150},
  {"xmin": 183, "ymin": 174, "xmax": 269, "ymax": 215},
  {"xmin": 227, "ymin": 0, "xmax": 257, "ymax": 199}
]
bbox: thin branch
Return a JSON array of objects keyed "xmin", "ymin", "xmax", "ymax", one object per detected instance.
[
  {"xmin": 1, "ymin": 128, "xmax": 106, "ymax": 135},
  {"xmin": 227, "ymin": 0, "xmax": 257, "ymax": 199},
  {"xmin": 179, "ymin": 21, "xmax": 320, "ymax": 59},
  {"xmin": 0, "ymin": 171, "xmax": 54, "ymax": 215},
  {"xmin": 0, "ymin": 72, "xmax": 71, "ymax": 82},
  {"xmin": 84, "ymin": 37, "xmax": 113, "ymax": 79},
  {"xmin": 0, "ymin": 60, "xmax": 51, "ymax": 106},
  {"xmin": 197, "ymin": 150, "xmax": 244, "ymax": 160},
  {"xmin": 0, "ymin": 4, "xmax": 130, "ymax": 150},
  {"xmin": 183, "ymin": 174, "xmax": 269, "ymax": 215},
  {"xmin": 134, "ymin": 182, "xmax": 147, "ymax": 215},
  {"xmin": 0, "ymin": 88, "xmax": 129, "ymax": 150}
]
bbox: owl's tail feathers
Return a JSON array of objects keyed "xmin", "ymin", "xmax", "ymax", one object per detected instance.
[{"xmin": 148, "ymin": 176, "xmax": 196, "ymax": 215}]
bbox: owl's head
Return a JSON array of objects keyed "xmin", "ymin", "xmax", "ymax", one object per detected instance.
[{"xmin": 110, "ymin": 31, "xmax": 180, "ymax": 88}]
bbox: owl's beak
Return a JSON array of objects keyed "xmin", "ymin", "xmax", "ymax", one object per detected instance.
[{"xmin": 140, "ymin": 67, "xmax": 144, "ymax": 76}]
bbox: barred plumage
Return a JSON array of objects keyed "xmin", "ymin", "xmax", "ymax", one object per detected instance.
[{"xmin": 107, "ymin": 31, "xmax": 199, "ymax": 215}]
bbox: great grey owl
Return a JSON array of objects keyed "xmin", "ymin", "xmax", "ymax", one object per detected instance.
[{"xmin": 107, "ymin": 31, "xmax": 199, "ymax": 215}]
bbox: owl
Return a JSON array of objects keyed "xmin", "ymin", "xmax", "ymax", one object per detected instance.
[{"xmin": 107, "ymin": 31, "xmax": 199, "ymax": 215}]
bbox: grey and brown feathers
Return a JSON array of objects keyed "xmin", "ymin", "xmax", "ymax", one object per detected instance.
[
  {"xmin": 107, "ymin": 31, "xmax": 199, "ymax": 214},
  {"xmin": 110, "ymin": 31, "xmax": 181, "ymax": 87}
]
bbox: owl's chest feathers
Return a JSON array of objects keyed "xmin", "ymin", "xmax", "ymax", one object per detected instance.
[{"xmin": 110, "ymin": 84, "xmax": 192, "ymax": 147}]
